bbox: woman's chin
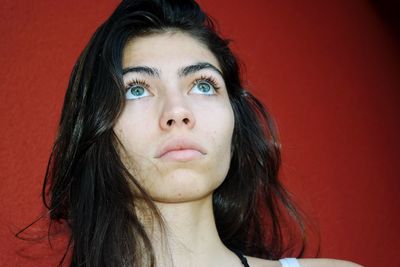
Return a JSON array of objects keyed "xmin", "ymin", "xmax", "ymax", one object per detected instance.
[{"xmin": 144, "ymin": 173, "xmax": 223, "ymax": 203}]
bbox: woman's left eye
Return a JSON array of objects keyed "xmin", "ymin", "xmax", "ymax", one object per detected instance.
[{"xmin": 190, "ymin": 79, "xmax": 218, "ymax": 95}]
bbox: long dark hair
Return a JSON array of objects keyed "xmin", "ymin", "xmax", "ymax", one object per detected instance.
[{"xmin": 36, "ymin": 0, "xmax": 310, "ymax": 266}]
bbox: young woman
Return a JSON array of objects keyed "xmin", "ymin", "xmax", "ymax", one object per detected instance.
[{"xmin": 40, "ymin": 0, "xmax": 362, "ymax": 266}]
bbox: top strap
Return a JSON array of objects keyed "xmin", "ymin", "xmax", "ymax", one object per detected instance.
[
  {"xmin": 231, "ymin": 249, "xmax": 250, "ymax": 267},
  {"xmin": 279, "ymin": 258, "xmax": 301, "ymax": 267}
]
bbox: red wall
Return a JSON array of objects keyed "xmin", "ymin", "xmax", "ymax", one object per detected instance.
[{"xmin": 1, "ymin": 1, "xmax": 399, "ymax": 266}]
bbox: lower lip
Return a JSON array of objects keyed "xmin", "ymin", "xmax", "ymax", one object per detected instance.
[{"xmin": 159, "ymin": 149, "xmax": 204, "ymax": 161}]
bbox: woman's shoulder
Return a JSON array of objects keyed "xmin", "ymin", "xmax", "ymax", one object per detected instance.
[
  {"xmin": 245, "ymin": 256, "xmax": 363, "ymax": 267},
  {"xmin": 296, "ymin": 258, "xmax": 363, "ymax": 267}
]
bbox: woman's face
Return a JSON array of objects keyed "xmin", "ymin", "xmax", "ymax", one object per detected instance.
[{"xmin": 114, "ymin": 32, "xmax": 234, "ymax": 203}]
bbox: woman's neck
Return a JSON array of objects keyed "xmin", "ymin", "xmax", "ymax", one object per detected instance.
[{"xmin": 142, "ymin": 194, "xmax": 243, "ymax": 267}]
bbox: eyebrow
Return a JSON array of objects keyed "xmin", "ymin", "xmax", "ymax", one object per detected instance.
[{"xmin": 122, "ymin": 62, "xmax": 223, "ymax": 78}]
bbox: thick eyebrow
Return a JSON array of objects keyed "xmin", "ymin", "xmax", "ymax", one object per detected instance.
[
  {"xmin": 122, "ymin": 66, "xmax": 160, "ymax": 77},
  {"xmin": 122, "ymin": 62, "xmax": 223, "ymax": 78},
  {"xmin": 178, "ymin": 62, "xmax": 223, "ymax": 78}
]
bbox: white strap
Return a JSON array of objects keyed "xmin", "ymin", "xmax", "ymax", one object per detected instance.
[{"xmin": 279, "ymin": 258, "xmax": 301, "ymax": 267}]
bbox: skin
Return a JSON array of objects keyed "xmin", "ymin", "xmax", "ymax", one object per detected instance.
[
  {"xmin": 115, "ymin": 32, "xmax": 234, "ymax": 204},
  {"xmin": 113, "ymin": 32, "xmax": 363, "ymax": 267}
]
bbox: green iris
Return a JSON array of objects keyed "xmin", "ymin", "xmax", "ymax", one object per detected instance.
[
  {"xmin": 130, "ymin": 86, "xmax": 145, "ymax": 96},
  {"xmin": 197, "ymin": 82, "xmax": 211, "ymax": 93}
]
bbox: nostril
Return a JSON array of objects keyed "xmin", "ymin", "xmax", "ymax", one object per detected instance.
[{"xmin": 165, "ymin": 118, "xmax": 190, "ymax": 127}]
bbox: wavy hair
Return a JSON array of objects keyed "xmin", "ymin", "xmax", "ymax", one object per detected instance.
[{"xmin": 33, "ymin": 0, "xmax": 310, "ymax": 266}]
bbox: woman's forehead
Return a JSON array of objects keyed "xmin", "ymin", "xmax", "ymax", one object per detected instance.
[{"xmin": 122, "ymin": 31, "xmax": 221, "ymax": 71}]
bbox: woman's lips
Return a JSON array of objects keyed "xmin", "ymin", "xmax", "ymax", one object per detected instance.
[
  {"xmin": 159, "ymin": 149, "xmax": 204, "ymax": 161},
  {"xmin": 155, "ymin": 138, "xmax": 206, "ymax": 161}
]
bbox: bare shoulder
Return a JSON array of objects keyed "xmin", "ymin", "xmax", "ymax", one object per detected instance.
[
  {"xmin": 245, "ymin": 256, "xmax": 363, "ymax": 267},
  {"xmin": 298, "ymin": 258, "xmax": 363, "ymax": 267},
  {"xmin": 245, "ymin": 256, "xmax": 280, "ymax": 267}
]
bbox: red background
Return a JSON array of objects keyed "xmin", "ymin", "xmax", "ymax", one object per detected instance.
[{"xmin": 0, "ymin": 1, "xmax": 399, "ymax": 266}]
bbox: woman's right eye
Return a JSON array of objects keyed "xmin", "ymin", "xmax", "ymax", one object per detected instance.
[{"xmin": 125, "ymin": 85, "xmax": 151, "ymax": 100}]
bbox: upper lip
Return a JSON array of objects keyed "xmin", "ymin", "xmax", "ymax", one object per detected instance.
[{"xmin": 154, "ymin": 137, "xmax": 207, "ymax": 158}]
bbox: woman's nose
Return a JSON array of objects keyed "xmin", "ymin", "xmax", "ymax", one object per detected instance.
[{"xmin": 159, "ymin": 94, "xmax": 195, "ymax": 131}]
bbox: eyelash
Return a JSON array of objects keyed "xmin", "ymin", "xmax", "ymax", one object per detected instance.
[
  {"xmin": 192, "ymin": 75, "xmax": 221, "ymax": 91},
  {"xmin": 124, "ymin": 75, "xmax": 221, "ymax": 91},
  {"xmin": 125, "ymin": 78, "xmax": 150, "ymax": 90}
]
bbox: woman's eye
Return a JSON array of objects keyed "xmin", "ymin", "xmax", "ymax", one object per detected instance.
[
  {"xmin": 125, "ymin": 85, "xmax": 151, "ymax": 100},
  {"xmin": 190, "ymin": 81, "xmax": 217, "ymax": 95}
]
